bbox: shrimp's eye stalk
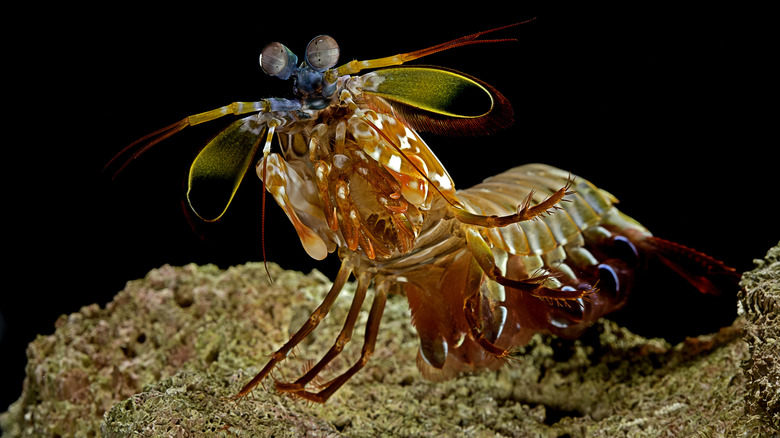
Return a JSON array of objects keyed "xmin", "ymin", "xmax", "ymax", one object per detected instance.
[
  {"xmin": 305, "ymin": 35, "xmax": 339, "ymax": 72},
  {"xmin": 260, "ymin": 42, "xmax": 298, "ymax": 80}
]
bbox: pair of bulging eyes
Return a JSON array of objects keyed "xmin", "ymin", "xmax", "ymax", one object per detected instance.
[{"xmin": 260, "ymin": 35, "xmax": 340, "ymax": 80}]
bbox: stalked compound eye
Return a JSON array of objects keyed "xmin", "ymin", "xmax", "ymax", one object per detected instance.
[
  {"xmin": 260, "ymin": 42, "xmax": 298, "ymax": 80},
  {"xmin": 305, "ymin": 35, "xmax": 339, "ymax": 72}
]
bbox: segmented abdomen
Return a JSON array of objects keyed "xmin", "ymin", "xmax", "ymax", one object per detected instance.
[
  {"xmin": 457, "ymin": 163, "xmax": 648, "ymax": 282},
  {"xmin": 401, "ymin": 163, "xmax": 652, "ymax": 381}
]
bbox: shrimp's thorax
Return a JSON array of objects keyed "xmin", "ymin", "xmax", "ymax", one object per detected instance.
[{"xmin": 261, "ymin": 80, "xmax": 457, "ymax": 262}]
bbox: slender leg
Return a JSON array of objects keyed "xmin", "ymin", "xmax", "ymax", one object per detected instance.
[
  {"xmin": 465, "ymin": 228, "xmax": 593, "ymax": 304},
  {"xmin": 275, "ymin": 271, "xmax": 372, "ymax": 392},
  {"xmin": 286, "ymin": 283, "xmax": 388, "ymax": 403},
  {"xmin": 234, "ymin": 260, "xmax": 353, "ymax": 399},
  {"xmin": 453, "ymin": 176, "xmax": 574, "ymax": 228},
  {"xmin": 462, "ymin": 256, "xmax": 512, "ymax": 358}
]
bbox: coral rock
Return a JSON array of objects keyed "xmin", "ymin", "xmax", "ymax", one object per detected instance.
[{"xmin": 2, "ymin": 243, "xmax": 778, "ymax": 437}]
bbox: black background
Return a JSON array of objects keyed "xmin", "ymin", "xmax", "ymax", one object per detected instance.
[{"xmin": 2, "ymin": 5, "xmax": 775, "ymax": 412}]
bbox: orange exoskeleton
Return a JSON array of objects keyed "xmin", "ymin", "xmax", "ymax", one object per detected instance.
[{"xmin": 109, "ymin": 22, "xmax": 740, "ymax": 402}]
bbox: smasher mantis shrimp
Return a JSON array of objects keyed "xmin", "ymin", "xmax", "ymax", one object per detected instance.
[{"xmin": 108, "ymin": 22, "xmax": 740, "ymax": 403}]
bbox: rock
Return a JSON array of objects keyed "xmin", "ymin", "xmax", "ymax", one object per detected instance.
[
  {"xmin": 1, "ymin": 244, "xmax": 778, "ymax": 437},
  {"xmin": 739, "ymin": 243, "xmax": 780, "ymax": 431}
]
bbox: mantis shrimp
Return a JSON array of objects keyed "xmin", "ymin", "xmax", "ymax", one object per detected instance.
[{"xmin": 108, "ymin": 22, "xmax": 740, "ymax": 402}]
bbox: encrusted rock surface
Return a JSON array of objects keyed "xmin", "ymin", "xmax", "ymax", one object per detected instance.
[
  {"xmin": 1, "ymin": 244, "xmax": 778, "ymax": 437},
  {"xmin": 738, "ymin": 243, "xmax": 780, "ymax": 431}
]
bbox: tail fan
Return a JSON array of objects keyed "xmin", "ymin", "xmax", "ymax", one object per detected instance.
[{"xmin": 639, "ymin": 236, "xmax": 741, "ymax": 296}]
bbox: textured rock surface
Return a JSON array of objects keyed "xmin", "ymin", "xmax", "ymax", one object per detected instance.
[
  {"xmin": 738, "ymin": 243, "xmax": 780, "ymax": 431},
  {"xmin": 1, "ymin": 244, "xmax": 778, "ymax": 437}
]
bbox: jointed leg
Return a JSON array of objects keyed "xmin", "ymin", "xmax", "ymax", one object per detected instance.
[
  {"xmin": 275, "ymin": 271, "xmax": 372, "ymax": 393},
  {"xmin": 356, "ymin": 108, "xmax": 573, "ymax": 233},
  {"xmin": 283, "ymin": 283, "xmax": 388, "ymax": 403},
  {"xmin": 463, "ymin": 256, "xmax": 512, "ymax": 358},
  {"xmin": 234, "ymin": 261, "xmax": 353, "ymax": 399},
  {"xmin": 465, "ymin": 228, "xmax": 592, "ymax": 303},
  {"xmin": 453, "ymin": 176, "xmax": 574, "ymax": 228}
]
